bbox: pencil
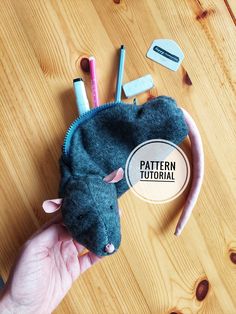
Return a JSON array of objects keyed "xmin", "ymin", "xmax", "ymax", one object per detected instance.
[
  {"xmin": 89, "ymin": 56, "xmax": 100, "ymax": 107},
  {"xmin": 115, "ymin": 45, "xmax": 126, "ymax": 102}
]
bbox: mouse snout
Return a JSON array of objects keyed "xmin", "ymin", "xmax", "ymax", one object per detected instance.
[{"xmin": 104, "ymin": 243, "xmax": 115, "ymax": 254}]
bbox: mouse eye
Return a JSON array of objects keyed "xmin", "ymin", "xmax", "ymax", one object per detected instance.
[
  {"xmin": 77, "ymin": 214, "xmax": 85, "ymax": 220},
  {"xmin": 110, "ymin": 205, "xmax": 113, "ymax": 210}
]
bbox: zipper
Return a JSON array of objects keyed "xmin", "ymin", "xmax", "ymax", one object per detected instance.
[
  {"xmin": 62, "ymin": 101, "xmax": 128, "ymax": 158},
  {"xmin": 62, "ymin": 96, "xmax": 161, "ymax": 159}
]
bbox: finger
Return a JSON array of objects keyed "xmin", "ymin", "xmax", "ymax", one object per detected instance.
[
  {"xmin": 73, "ymin": 240, "xmax": 87, "ymax": 255},
  {"xmin": 59, "ymin": 228, "xmax": 72, "ymax": 242},
  {"xmin": 42, "ymin": 198, "xmax": 63, "ymax": 213},
  {"xmin": 64, "ymin": 246, "xmax": 81, "ymax": 281},
  {"xmin": 32, "ymin": 224, "xmax": 71, "ymax": 248},
  {"xmin": 79, "ymin": 252, "xmax": 102, "ymax": 273},
  {"xmin": 33, "ymin": 213, "xmax": 63, "ymax": 238}
]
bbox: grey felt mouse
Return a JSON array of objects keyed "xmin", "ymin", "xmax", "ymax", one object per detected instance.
[
  {"xmin": 42, "ymin": 96, "xmax": 204, "ymax": 257},
  {"xmin": 43, "ymin": 168, "xmax": 124, "ymax": 256}
]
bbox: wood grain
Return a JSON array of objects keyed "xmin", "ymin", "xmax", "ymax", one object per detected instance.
[{"xmin": 0, "ymin": 0, "xmax": 236, "ymax": 313}]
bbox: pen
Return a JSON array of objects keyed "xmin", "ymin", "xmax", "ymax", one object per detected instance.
[
  {"xmin": 89, "ymin": 56, "xmax": 100, "ymax": 107},
  {"xmin": 115, "ymin": 45, "xmax": 126, "ymax": 103},
  {"xmin": 73, "ymin": 78, "xmax": 90, "ymax": 115}
]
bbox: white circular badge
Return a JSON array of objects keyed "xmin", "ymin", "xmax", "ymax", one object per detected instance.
[{"xmin": 125, "ymin": 140, "xmax": 190, "ymax": 203}]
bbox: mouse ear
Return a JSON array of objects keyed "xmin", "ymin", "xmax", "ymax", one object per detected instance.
[
  {"xmin": 42, "ymin": 198, "xmax": 63, "ymax": 213},
  {"xmin": 103, "ymin": 167, "xmax": 124, "ymax": 183}
]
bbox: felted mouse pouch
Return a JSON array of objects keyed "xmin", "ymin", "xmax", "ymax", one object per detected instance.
[{"xmin": 57, "ymin": 96, "xmax": 195, "ymax": 256}]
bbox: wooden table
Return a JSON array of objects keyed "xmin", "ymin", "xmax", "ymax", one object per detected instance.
[{"xmin": 0, "ymin": 1, "xmax": 236, "ymax": 313}]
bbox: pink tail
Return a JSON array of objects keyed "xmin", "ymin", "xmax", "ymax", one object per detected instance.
[{"xmin": 174, "ymin": 108, "xmax": 204, "ymax": 236}]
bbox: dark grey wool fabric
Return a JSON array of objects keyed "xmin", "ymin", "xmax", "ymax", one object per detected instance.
[{"xmin": 59, "ymin": 96, "xmax": 189, "ymax": 256}]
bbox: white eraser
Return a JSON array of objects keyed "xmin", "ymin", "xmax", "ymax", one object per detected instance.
[
  {"xmin": 147, "ymin": 39, "xmax": 184, "ymax": 71},
  {"xmin": 123, "ymin": 74, "xmax": 154, "ymax": 98}
]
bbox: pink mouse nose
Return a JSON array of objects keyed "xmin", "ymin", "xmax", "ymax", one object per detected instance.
[{"xmin": 105, "ymin": 243, "xmax": 115, "ymax": 254}]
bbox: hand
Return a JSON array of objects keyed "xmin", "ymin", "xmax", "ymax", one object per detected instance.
[{"xmin": 0, "ymin": 217, "xmax": 101, "ymax": 314}]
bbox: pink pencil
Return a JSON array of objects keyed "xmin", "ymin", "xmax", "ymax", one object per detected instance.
[{"xmin": 89, "ymin": 56, "xmax": 100, "ymax": 107}]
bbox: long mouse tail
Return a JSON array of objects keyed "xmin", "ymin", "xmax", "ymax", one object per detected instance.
[{"xmin": 174, "ymin": 108, "xmax": 204, "ymax": 236}]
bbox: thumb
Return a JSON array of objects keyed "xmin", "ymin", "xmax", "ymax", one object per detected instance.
[{"xmin": 31, "ymin": 224, "xmax": 71, "ymax": 248}]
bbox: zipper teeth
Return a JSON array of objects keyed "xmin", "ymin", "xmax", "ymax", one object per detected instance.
[
  {"xmin": 62, "ymin": 96, "xmax": 161, "ymax": 158},
  {"xmin": 62, "ymin": 101, "xmax": 126, "ymax": 157}
]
